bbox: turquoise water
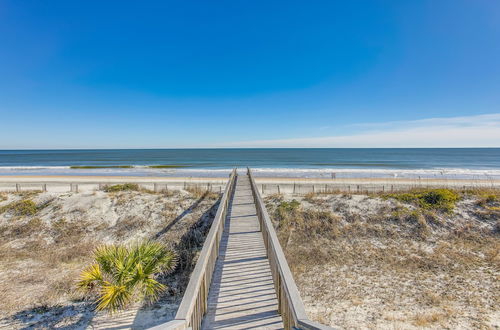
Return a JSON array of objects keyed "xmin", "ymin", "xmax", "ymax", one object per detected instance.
[{"xmin": 0, "ymin": 148, "xmax": 499, "ymax": 179}]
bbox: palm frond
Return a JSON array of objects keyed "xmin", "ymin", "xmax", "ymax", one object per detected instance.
[
  {"xmin": 96, "ymin": 282, "xmax": 132, "ymax": 312},
  {"xmin": 77, "ymin": 263, "xmax": 103, "ymax": 291},
  {"xmin": 78, "ymin": 240, "xmax": 177, "ymax": 312},
  {"xmin": 140, "ymin": 277, "xmax": 166, "ymax": 303}
]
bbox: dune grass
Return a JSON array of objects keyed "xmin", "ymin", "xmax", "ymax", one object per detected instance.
[
  {"xmin": 383, "ymin": 188, "xmax": 460, "ymax": 212},
  {"xmin": 0, "ymin": 199, "xmax": 38, "ymax": 216},
  {"xmin": 103, "ymin": 183, "xmax": 140, "ymax": 193},
  {"xmin": 0, "ymin": 188, "xmax": 221, "ymax": 326},
  {"xmin": 265, "ymin": 189, "xmax": 500, "ymax": 328}
]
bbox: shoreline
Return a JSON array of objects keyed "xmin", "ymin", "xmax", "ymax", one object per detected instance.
[
  {"xmin": 1, "ymin": 175, "xmax": 499, "ymax": 193},
  {"xmin": 1, "ymin": 174, "xmax": 499, "ymax": 183}
]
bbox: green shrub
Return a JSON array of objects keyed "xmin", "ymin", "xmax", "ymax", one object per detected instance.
[
  {"xmin": 103, "ymin": 183, "xmax": 139, "ymax": 192},
  {"xmin": 485, "ymin": 195, "xmax": 498, "ymax": 203},
  {"xmin": 77, "ymin": 241, "xmax": 177, "ymax": 312},
  {"xmin": 419, "ymin": 189, "xmax": 459, "ymax": 211},
  {"xmin": 278, "ymin": 200, "xmax": 301, "ymax": 212},
  {"xmin": 476, "ymin": 194, "xmax": 498, "ymax": 207},
  {"xmin": 275, "ymin": 200, "xmax": 301, "ymax": 221},
  {"xmin": 0, "ymin": 199, "xmax": 38, "ymax": 216},
  {"xmin": 386, "ymin": 189, "xmax": 460, "ymax": 212}
]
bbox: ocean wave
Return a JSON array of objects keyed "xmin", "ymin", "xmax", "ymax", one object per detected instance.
[
  {"xmin": 0, "ymin": 166, "xmax": 499, "ymax": 179},
  {"xmin": 0, "ymin": 166, "xmax": 72, "ymax": 170}
]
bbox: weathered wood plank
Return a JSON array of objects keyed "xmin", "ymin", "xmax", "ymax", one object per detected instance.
[{"xmin": 202, "ymin": 174, "xmax": 284, "ymax": 329}]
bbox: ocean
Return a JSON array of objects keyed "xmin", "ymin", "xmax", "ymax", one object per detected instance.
[{"xmin": 0, "ymin": 148, "xmax": 499, "ymax": 179}]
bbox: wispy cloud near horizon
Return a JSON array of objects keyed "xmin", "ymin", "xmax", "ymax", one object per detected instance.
[{"xmin": 220, "ymin": 113, "xmax": 500, "ymax": 148}]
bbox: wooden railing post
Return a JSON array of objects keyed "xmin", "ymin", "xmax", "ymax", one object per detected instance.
[
  {"xmin": 149, "ymin": 169, "xmax": 333, "ymax": 330},
  {"xmin": 246, "ymin": 167, "xmax": 335, "ymax": 330},
  {"xmin": 149, "ymin": 169, "xmax": 237, "ymax": 330}
]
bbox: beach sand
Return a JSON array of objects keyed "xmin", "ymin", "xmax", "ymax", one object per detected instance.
[
  {"xmin": 0, "ymin": 186, "xmax": 220, "ymax": 329},
  {"xmin": 264, "ymin": 189, "xmax": 500, "ymax": 329},
  {"xmin": 1, "ymin": 174, "xmax": 499, "ymax": 328},
  {"xmin": 1, "ymin": 175, "xmax": 499, "ymax": 194}
]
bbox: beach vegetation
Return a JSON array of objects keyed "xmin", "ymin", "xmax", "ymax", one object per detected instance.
[
  {"xmin": 0, "ymin": 199, "xmax": 38, "ymax": 216},
  {"xmin": 385, "ymin": 189, "xmax": 460, "ymax": 212},
  {"xmin": 7, "ymin": 217, "xmax": 44, "ymax": 237},
  {"xmin": 113, "ymin": 216, "xmax": 148, "ymax": 238},
  {"xmin": 77, "ymin": 241, "xmax": 177, "ymax": 312},
  {"xmin": 14, "ymin": 190, "xmax": 42, "ymax": 198},
  {"xmin": 277, "ymin": 199, "xmax": 301, "ymax": 213},
  {"xmin": 0, "ymin": 188, "xmax": 219, "ymax": 325},
  {"xmin": 475, "ymin": 193, "xmax": 499, "ymax": 207},
  {"xmin": 103, "ymin": 183, "xmax": 140, "ymax": 192},
  {"xmin": 274, "ymin": 200, "xmax": 343, "ymax": 236},
  {"xmin": 304, "ymin": 191, "xmax": 317, "ymax": 202},
  {"xmin": 185, "ymin": 185, "xmax": 219, "ymax": 199},
  {"xmin": 264, "ymin": 193, "xmax": 284, "ymax": 204},
  {"xmin": 266, "ymin": 192, "xmax": 499, "ymax": 328}
]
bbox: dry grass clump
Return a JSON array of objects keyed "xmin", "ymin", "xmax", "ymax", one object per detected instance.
[
  {"xmin": 412, "ymin": 310, "xmax": 450, "ymax": 327},
  {"xmin": 302, "ymin": 192, "xmax": 330, "ymax": 206},
  {"xmin": 0, "ymin": 215, "xmax": 97, "ymax": 316},
  {"xmin": 272, "ymin": 200, "xmax": 342, "ymax": 240},
  {"xmin": 185, "ymin": 185, "xmax": 219, "ymax": 200},
  {"xmin": 303, "ymin": 192, "xmax": 317, "ymax": 203},
  {"xmin": 113, "ymin": 216, "xmax": 148, "ymax": 238},
  {"xmin": 0, "ymin": 199, "xmax": 38, "ymax": 216}
]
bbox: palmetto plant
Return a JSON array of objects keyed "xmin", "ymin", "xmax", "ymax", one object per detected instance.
[{"xmin": 77, "ymin": 241, "xmax": 177, "ymax": 312}]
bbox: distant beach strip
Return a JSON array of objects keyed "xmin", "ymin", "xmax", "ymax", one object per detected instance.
[{"xmin": 0, "ymin": 165, "xmax": 500, "ymax": 180}]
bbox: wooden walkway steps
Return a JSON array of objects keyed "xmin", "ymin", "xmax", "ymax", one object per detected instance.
[
  {"xmin": 151, "ymin": 169, "xmax": 332, "ymax": 330},
  {"xmin": 202, "ymin": 174, "xmax": 284, "ymax": 329}
]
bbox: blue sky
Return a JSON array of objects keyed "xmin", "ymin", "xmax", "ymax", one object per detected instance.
[{"xmin": 1, "ymin": 0, "xmax": 499, "ymax": 148}]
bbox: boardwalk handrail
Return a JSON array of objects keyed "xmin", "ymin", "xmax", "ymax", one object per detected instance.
[
  {"xmin": 150, "ymin": 169, "xmax": 237, "ymax": 330},
  {"xmin": 247, "ymin": 168, "xmax": 334, "ymax": 330}
]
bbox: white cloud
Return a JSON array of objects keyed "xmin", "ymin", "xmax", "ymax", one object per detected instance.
[{"xmin": 220, "ymin": 113, "xmax": 500, "ymax": 147}]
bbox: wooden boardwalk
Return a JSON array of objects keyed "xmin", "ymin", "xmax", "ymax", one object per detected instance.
[{"xmin": 202, "ymin": 174, "xmax": 284, "ymax": 329}]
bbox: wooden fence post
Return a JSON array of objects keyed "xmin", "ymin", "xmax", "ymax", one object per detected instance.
[
  {"xmin": 70, "ymin": 183, "xmax": 78, "ymax": 193},
  {"xmin": 16, "ymin": 183, "xmax": 20, "ymax": 192},
  {"xmin": 42, "ymin": 184, "xmax": 47, "ymax": 192}
]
